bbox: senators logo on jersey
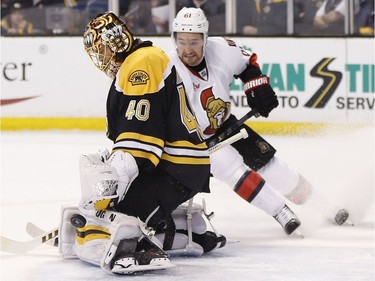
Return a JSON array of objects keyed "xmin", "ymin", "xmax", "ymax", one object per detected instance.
[{"xmin": 200, "ymin": 87, "xmax": 230, "ymax": 135}]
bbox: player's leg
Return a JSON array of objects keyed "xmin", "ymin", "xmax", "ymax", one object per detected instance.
[
  {"xmin": 232, "ymin": 125, "xmax": 349, "ymax": 225},
  {"xmin": 258, "ymin": 156, "xmax": 349, "ymax": 225},
  {"xmin": 210, "ymin": 145, "xmax": 301, "ymax": 235},
  {"xmin": 116, "ymin": 169, "xmax": 226, "ymax": 254},
  {"xmin": 75, "ymin": 154, "xmax": 173, "ymax": 274}
]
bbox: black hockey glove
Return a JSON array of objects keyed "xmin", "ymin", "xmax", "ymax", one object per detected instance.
[{"xmin": 244, "ymin": 75, "xmax": 279, "ymax": 118}]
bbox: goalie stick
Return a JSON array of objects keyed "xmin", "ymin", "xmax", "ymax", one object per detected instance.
[
  {"xmin": 26, "ymin": 222, "xmax": 58, "ymax": 247},
  {"xmin": 1, "ymin": 227, "xmax": 58, "ymax": 254}
]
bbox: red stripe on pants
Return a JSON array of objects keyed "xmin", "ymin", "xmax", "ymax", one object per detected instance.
[{"xmin": 236, "ymin": 171, "xmax": 264, "ymax": 201}]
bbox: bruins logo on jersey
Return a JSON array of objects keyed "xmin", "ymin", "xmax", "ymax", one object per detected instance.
[{"xmin": 129, "ymin": 70, "xmax": 150, "ymax": 86}]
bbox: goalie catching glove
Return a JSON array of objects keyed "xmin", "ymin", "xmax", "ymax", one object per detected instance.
[
  {"xmin": 79, "ymin": 150, "xmax": 139, "ymax": 211},
  {"xmin": 244, "ymin": 75, "xmax": 279, "ymax": 117}
]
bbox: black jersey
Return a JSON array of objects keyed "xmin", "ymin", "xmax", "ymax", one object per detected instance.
[{"xmin": 106, "ymin": 43, "xmax": 210, "ymax": 192}]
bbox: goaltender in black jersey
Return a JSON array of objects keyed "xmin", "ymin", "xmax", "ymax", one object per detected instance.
[
  {"xmin": 61, "ymin": 11, "xmax": 225, "ymax": 275},
  {"xmin": 106, "ymin": 45, "xmax": 210, "ymax": 194}
]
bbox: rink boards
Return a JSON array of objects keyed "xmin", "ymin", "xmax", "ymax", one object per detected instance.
[{"xmin": 1, "ymin": 37, "xmax": 374, "ymax": 133}]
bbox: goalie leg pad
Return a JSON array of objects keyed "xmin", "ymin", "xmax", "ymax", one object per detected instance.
[
  {"xmin": 59, "ymin": 204, "xmax": 80, "ymax": 259},
  {"xmin": 171, "ymin": 203, "xmax": 207, "ymax": 234},
  {"xmin": 156, "ymin": 202, "xmax": 226, "ymax": 256},
  {"xmin": 69, "ymin": 209, "xmax": 143, "ymax": 270}
]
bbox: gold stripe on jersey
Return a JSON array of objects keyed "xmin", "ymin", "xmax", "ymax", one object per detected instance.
[
  {"xmin": 165, "ymin": 140, "xmax": 207, "ymax": 150},
  {"xmin": 114, "ymin": 132, "xmax": 164, "ymax": 166},
  {"xmin": 163, "ymin": 140, "xmax": 209, "ymax": 165},
  {"xmin": 75, "ymin": 225, "xmax": 111, "ymax": 245},
  {"xmin": 117, "ymin": 46, "xmax": 170, "ymax": 96},
  {"xmin": 161, "ymin": 153, "xmax": 210, "ymax": 165},
  {"xmin": 113, "ymin": 148, "xmax": 160, "ymax": 167},
  {"xmin": 116, "ymin": 132, "xmax": 164, "ymax": 148}
]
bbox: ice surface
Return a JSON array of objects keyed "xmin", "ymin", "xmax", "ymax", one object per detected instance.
[{"xmin": 1, "ymin": 126, "xmax": 374, "ymax": 281}]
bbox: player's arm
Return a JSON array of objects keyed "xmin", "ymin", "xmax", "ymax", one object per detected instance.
[
  {"xmin": 236, "ymin": 55, "xmax": 279, "ymax": 118},
  {"xmin": 219, "ymin": 37, "xmax": 278, "ymax": 118}
]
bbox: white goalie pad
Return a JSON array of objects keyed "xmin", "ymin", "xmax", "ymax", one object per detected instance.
[
  {"xmin": 59, "ymin": 204, "xmax": 79, "ymax": 259},
  {"xmin": 72, "ymin": 208, "xmax": 143, "ymax": 269},
  {"xmin": 155, "ymin": 200, "xmax": 225, "ymax": 256},
  {"xmin": 171, "ymin": 202, "xmax": 207, "ymax": 234}
]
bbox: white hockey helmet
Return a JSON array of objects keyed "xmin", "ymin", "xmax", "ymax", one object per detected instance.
[{"xmin": 172, "ymin": 7, "xmax": 209, "ymax": 45}]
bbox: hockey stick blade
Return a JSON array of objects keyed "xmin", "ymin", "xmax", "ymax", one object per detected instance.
[
  {"xmin": 26, "ymin": 222, "xmax": 58, "ymax": 247},
  {"xmin": 206, "ymin": 109, "xmax": 258, "ymax": 148},
  {"xmin": 1, "ymin": 227, "xmax": 58, "ymax": 254}
]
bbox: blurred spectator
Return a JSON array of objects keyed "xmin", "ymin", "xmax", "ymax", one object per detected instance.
[
  {"xmin": 257, "ymin": 0, "xmax": 287, "ymax": 35},
  {"xmin": 294, "ymin": 0, "xmax": 324, "ymax": 35},
  {"xmin": 177, "ymin": 0, "xmax": 226, "ymax": 33},
  {"xmin": 151, "ymin": 0, "xmax": 169, "ymax": 34},
  {"xmin": 33, "ymin": 0, "xmax": 98, "ymax": 35},
  {"xmin": 355, "ymin": 0, "xmax": 374, "ymax": 36},
  {"xmin": 236, "ymin": 0, "xmax": 259, "ymax": 35},
  {"xmin": 313, "ymin": 0, "xmax": 345, "ymax": 35},
  {"xmin": 1, "ymin": 2, "xmax": 34, "ymax": 35},
  {"xmin": 236, "ymin": 0, "xmax": 287, "ymax": 35},
  {"xmin": 122, "ymin": 0, "xmax": 156, "ymax": 34},
  {"xmin": 1, "ymin": 0, "xmax": 33, "ymax": 18}
]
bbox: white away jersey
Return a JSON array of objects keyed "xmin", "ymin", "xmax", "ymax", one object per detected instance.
[{"xmin": 169, "ymin": 37, "xmax": 256, "ymax": 139}]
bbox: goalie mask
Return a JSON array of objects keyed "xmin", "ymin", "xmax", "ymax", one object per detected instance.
[{"xmin": 83, "ymin": 12, "xmax": 134, "ymax": 79}]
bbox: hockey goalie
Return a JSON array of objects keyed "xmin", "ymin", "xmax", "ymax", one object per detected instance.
[
  {"xmin": 58, "ymin": 11, "xmax": 227, "ymax": 275},
  {"xmin": 58, "ymin": 152, "xmax": 226, "ymax": 275}
]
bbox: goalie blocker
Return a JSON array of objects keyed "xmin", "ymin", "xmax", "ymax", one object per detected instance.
[{"xmin": 59, "ymin": 201, "xmax": 226, "ymax": 274}]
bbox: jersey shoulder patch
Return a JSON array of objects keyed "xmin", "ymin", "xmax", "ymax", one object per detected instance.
[{"xmin": 116, "ymin": 46, "xmax": 171, "ymax": 96}]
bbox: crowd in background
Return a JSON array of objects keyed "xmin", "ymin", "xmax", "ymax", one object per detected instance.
[{"xmin": 1, "ymin": 0, "xmax": 374, "ymax": 36}]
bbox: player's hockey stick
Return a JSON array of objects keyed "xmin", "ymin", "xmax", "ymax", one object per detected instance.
[
  {"xmin": 206, "ymin": 109, "xmax": 258, "ymax": 149},
  {"xmin": 1, "ymin": 227, "xmax": 58, "ymax": 254},
  {"xmin": 208, "ymin": 128, "xmax": 248, "ymax": 154}
]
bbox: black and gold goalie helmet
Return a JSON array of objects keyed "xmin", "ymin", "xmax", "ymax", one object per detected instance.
[{"xmin": 83, "ymin": 12, "xmax": 134, "ymax": 79}]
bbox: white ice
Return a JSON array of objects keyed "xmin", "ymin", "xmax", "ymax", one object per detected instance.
[{"xmin": 1, "ymin": 125, "xmax": 374, "ymax": 281}]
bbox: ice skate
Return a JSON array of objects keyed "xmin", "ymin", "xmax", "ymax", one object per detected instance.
[
  {"xmin": 274, "ymin": 205, "xmax": 302, "ymax": 236},
  {"xmin": 111, "ymin": 238, "xmax": 174, "ymax": 275},
  {"xmin": 112, "ymin": 255, "xmax": 137, "ymax": 274},
  {"xmin": 171, "ymin": 230, "xmax": 227, "ymax": 254},
  {"xmin": 135, "ymin": 238, "xmax": 172, "ymax": 266}
]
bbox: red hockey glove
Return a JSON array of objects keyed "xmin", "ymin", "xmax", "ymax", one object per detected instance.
[{"xmin": 244, "ymin": 75, "xmax": 279, "ymax": 118}]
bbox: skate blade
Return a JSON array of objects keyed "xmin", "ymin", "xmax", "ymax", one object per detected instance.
[
  {"xmin": 292, "ymin": 229, "xmax": 304, "ymax": 239},
  {"xmin": 111, "ymin": 262, "xmax": 175, "ymax": 275},
  {"xmin": 167, "ymin": 247, "xmax": 203, "ymax": 257},
  {"xmin": 344, "ymin": 218, "xmax": 355, "ymax": 226}
]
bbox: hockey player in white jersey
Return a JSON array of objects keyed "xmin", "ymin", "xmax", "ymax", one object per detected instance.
[{"xmin": 169, "ymin": 7, "xmax": 349, "ymax": 234}]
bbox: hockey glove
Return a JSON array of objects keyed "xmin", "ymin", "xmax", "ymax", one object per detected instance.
[{"xmin": 244, "ymin": 75, "xmax": 279, "ymax": 117}]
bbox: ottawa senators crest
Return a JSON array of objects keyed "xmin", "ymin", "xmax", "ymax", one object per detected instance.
[
  {"xmin": 129, "ymin": 70, "xmax": 150, "ymax": 86},
  {"xmin": 200, "ymin": 87, "xmax": 230, "ymax": 135}
]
